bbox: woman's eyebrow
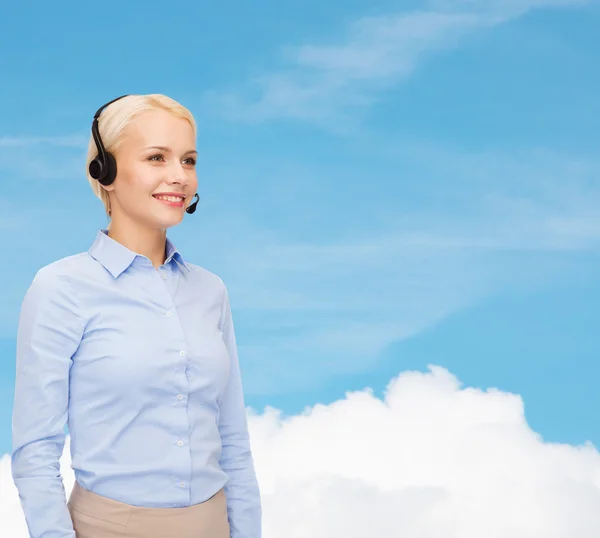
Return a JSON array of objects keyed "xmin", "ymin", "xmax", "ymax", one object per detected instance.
[{"xmin": 144, "ymin": 145, "xmax": 197, "ymax": 155}]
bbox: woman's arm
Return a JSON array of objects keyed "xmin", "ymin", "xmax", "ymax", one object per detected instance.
[
  {"xmin": 217, "ymin": 283, "xmax": 262, "ymax": 538},
  {"xmin": 11, "ymin": 265, "xmax": 85, "ymax": 538}
]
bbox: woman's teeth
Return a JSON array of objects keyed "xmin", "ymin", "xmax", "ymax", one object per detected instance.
[{"xmin": 154, "ymin": 195, "xmax": 183, "ymax": 202}]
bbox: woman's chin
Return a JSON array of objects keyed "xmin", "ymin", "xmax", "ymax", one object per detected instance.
[{"xmin": 138, "ymin": 212, "xmax": 184, "ymax": 230}]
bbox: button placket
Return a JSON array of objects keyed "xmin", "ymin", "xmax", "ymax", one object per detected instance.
[{"xmin": 162, "ymin": 295, "xmax": 189, "ymax": 473}]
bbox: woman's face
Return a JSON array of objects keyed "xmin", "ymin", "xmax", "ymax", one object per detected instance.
[{"xmin": 103, "ymin": 108, "xmax": 198, "ymax": 230}]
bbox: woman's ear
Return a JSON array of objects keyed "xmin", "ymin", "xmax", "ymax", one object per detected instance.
[{"xmin": 100, "ymin": 181, "xmax": 116, "ymax": 193}]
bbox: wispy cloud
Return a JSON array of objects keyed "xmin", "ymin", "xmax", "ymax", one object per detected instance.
[
  {"xmin": 203, "ymin": 0, "xmax": 589, "ymax": 127},
  {"xmin": 0, "ymin": 133, "xmax": 88, "ymax": 181},
  {"xmin": 3, "ymin": 137, "xmax": 599, "ymax": 394},
  {"xmin": 204, "ymin": 145, "xmax": 600, "ymax": 394},
  {"xmin": 0, "ymin": 134, "xmax": 87, "ymax": 148},
  {"xmin": 2, "ymin": 129, "xmax": 598, "ymax": 393}
]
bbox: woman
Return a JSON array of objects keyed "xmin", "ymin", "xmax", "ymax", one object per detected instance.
[{"xmin": 11, "ymin": 94, "xmax": 262, "ymax": 538}]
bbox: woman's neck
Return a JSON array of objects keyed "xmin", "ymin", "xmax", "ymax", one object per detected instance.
[{"xmin": 107, "ymin": 217, "xmax": 168, "ymax": 269}]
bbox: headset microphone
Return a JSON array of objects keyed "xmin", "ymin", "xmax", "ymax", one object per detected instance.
[{"xmin": 185, "ymin": 193, "xmax": 200, "ymax": 214}]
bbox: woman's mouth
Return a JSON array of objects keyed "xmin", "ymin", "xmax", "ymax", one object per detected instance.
[{"xmin": 152, "ymin": 194, "xmax": 185, "ymax": 208}]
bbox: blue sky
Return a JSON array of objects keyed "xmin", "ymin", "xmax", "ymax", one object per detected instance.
[{"xmin": 1, "ymin": 0, "xmax": 599, "ymax": 463}]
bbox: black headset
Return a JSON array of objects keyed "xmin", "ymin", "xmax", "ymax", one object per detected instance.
[{"xmin": 88, "ymin": 94, "xmax": 199, "ymax": 214}]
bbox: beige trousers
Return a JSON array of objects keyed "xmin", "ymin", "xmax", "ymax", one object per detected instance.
[{"xmin": 67, "ymin": 481, "xmax": 230, "ymax": 538}]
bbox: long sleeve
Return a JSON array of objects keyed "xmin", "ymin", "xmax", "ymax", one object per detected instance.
[
  {"xmin": 11, "ymin": 266, "xmax": 85, "ymax": 538},
  {"xmin": 218, "ymin": 285, "xmax": 262, "ymax": 538}
]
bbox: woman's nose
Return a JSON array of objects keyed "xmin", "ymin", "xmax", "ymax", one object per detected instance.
[{"xmin": 167, "ymin": 162, "xmax": 187, "ymax": 184}]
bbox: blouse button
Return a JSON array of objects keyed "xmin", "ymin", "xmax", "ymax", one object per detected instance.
[
  {"xmin": 177, "ymin": 440, "xmax": 184, "ymax": 447},
  {"xmin": 166, "ymin": 311, "xmax": 173, "ymax": 317}
]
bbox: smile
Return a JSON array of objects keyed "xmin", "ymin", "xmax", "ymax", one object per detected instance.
[{"xmin": 152, "ymin": 194, "xmax": 185, "ymax": 207}]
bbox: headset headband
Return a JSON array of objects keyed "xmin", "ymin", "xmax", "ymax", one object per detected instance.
[{"xmin": 89, "ymin": 94, "xmax": 130, "ymax": 185}]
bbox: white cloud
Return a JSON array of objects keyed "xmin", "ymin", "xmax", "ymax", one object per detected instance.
[
  {"xmin": 203, "ymin": 0, "xmax": 589, "ymax": 127},
  {"xmin": 2, "ymin": 366, "xmax": 600, "ymax": 536}
]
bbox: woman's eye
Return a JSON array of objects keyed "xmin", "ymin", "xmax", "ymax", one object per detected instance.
[{"xmin": 147, "ymin": 154, "xmax": 195, "ymax": 166}]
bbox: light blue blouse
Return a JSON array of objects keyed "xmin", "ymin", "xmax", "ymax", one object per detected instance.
[{"xmin": 11, "ymin": 228, "xmax": 262, "ymax": 538}]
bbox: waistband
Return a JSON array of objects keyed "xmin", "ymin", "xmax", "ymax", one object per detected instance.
[{"xmin": 68, "ymin": 480, "xmax": 225, "ymax": 526}]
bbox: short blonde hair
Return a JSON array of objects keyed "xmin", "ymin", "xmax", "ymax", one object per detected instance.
[{"xmin": 86, "ymin": 94, "xmax": 197, "ymax": 217}]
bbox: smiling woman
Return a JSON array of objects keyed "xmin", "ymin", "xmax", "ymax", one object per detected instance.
[{"xmin": 10, "ymin": 94, "xmax": 262, "ymax": 538}]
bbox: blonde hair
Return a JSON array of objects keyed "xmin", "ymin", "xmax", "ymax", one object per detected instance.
[{"xmin": 86, "ymin": 94, "xmax": 197, "ymax": 217}]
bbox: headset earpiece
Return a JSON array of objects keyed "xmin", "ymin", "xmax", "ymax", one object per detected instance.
[{"xmin": 89, "ymin": 152, "xmax": 117, "ymax": 186}]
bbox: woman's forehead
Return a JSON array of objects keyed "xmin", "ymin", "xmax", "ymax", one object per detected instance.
[{"xmin": 122, "ymin": 110, "xmax": 195, "ymax": 147}]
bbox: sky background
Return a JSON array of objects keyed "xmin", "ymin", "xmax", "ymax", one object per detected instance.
[{"xmin": 1, "ymin": 1, "xmax": 600, "ymax": 536}]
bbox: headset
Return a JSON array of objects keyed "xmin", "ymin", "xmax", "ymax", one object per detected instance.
[{"xmin": 88, "ymin": 94, "xmax": 199, "ymax": 214}]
